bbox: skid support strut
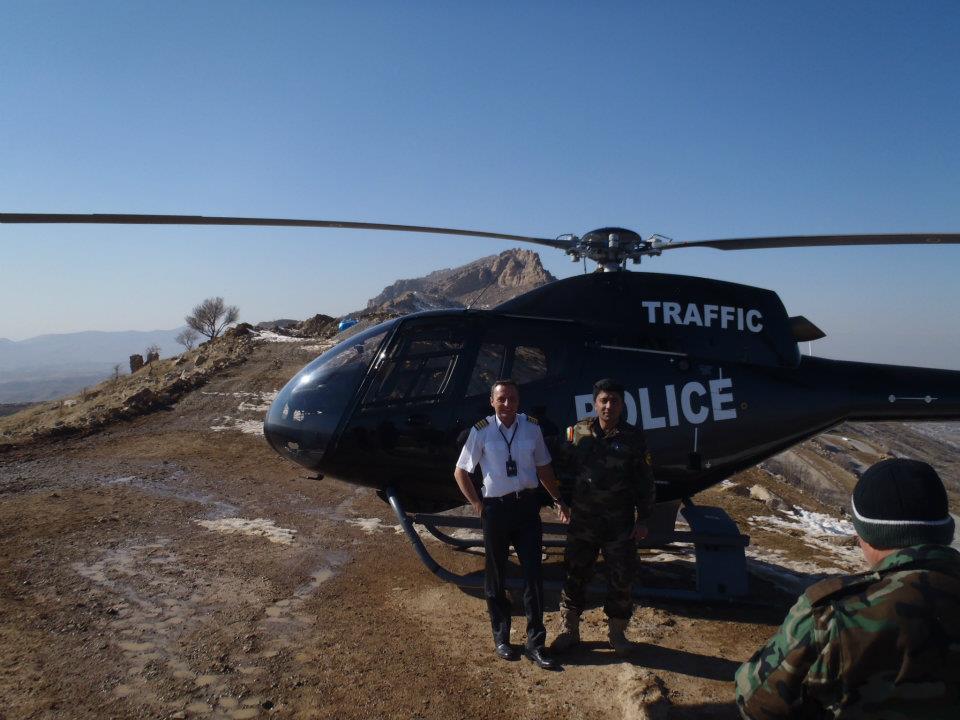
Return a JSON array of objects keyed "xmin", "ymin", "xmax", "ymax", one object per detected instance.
[{"xmin": 384, "ymin": 487, "xmax": 751, "ymax": 601}]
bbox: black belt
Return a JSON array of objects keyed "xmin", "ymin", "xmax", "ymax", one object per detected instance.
[{"xmin": 484, "ymin": 488, "xmax": 538, "ymax": 502}]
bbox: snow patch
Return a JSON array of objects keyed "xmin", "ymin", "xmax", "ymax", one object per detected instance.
[
  {"xmin": 238, "ymin": 391, "xmax": 277, "ymax": 413},
  {"xmin": 346, "ymin": 517, "xmax": 390, "ymax": 534},
  {"xmin": 206, "ymin": 391, "xmax": 277, "ymax": 435},
  {"xmin": 195, "ymin": 517, "xmax": 296, "ymax": 544},
  {"xmin": 210, "ymin": 418, "xmax": 264, "ymax": 436},
  {"xmin": 755, "ymin": 508, "xmax": 853, "ymax": 537},
  {"xmin": 252, "ymin": 330, "xmax": 306, "ymax": 343},
  {"xmin": 202, "ymin": 391, "xmax": 265, "ymax": 397},
  {"xmin": 749, "ymin": 508, "xmax": 861, "ymax": 570}
]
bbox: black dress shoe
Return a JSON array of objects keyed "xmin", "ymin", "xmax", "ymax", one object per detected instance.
[
  {"xmin": 525, "ymin": 646, "xmax": 559, "ymax": 670},
  {"xmin": 495, "ymin": 643, "xmax": 518, "ymax": 661}
]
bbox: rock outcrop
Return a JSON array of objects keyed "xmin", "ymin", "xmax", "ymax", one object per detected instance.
[{"xmin": 364, "ymin": 248, "xmax": 555, "ymax": 314}]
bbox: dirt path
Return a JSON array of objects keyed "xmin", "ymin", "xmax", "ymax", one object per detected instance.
[{"xmin": 1, "ymin": 343, "xmax": 810, "ymax": 719}]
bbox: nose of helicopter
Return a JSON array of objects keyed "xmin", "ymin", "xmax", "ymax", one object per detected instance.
[
  {"xmin": 263, "ymin": 320, "xmax": 395, "ymax": 471},
  {"xmin": 263, "ymin": 377, "xmax": 342, "ymax": 471}
]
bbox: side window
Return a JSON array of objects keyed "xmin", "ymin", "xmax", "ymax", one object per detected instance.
[
  {"xmin": 364, "ymin": 327, "xmax": 463, "ymax": 404},
  {"xmin": 466, "ymin": 343, "xmax": 505, "ymax": 396},
  {"xmin": 463, "ymin": 323, "xmax": 565, "ymax": 397},
  {"xmin": 511, "ymin": 345, "xmax": 547, "ymax": 385}
]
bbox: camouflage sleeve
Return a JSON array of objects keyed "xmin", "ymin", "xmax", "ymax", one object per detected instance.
[
  {"xmin": 548, "ymin": 429, "xmax": 577, "ymax": 485},
  {"xmin": 634, "ymin": 441, "xmax": 656, "ymax": 520},
  {"xmin": 735, "ymin": 594, "xmax": 837, "ymax": 719}
]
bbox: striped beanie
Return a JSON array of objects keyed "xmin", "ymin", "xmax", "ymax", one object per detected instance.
[{"xmin": 851, "ymin": 458, "xmax": 955, "ymax": 548}]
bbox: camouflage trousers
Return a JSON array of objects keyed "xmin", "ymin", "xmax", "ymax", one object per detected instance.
[{"xmin": 559, "ymin": 520, "xmax": 637, "ymax": 620}]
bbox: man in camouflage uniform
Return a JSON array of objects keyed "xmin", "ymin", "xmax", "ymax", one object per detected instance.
[
  {"xmin": 552, "ymin": 378, "xmax": 656, "ymax": 656},
  {"xmin": 736, "ymin": 458, "xmax": 960, "ymax": 719}
]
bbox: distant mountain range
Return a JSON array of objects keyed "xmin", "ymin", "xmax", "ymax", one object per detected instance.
[{"xmin": 0, "ymin": 328, "xmax": 186, "ymax": 403}]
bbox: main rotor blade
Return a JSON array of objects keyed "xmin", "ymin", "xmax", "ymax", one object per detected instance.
[
  {"xmin": 0, "ymin": 212, "xmax": 571, "ymax": 249},
  {"xmin": 661, "ymin": 233, "xmax": 960, "ymax": 252}
]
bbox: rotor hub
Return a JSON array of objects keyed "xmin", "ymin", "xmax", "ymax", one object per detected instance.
[{"xmin": 563, "ymin": 227, "xmax": 669, "ymax": 271}]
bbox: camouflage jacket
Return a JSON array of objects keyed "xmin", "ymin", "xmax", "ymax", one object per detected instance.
[
  {"xmin": 559, "ymin": 418, "xmax": 656, "ymax": 524},
  {"xmin": 735, "ymin": 544, "xmax": 960, "ymax": 719}
]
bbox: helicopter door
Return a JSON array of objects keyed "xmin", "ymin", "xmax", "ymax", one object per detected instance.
[
  {"xmin": 340, "ymin": 317, "xmax": 475, "ymax": 469},
  {"xmin": 453, "ymin": 318, "xmax": 581, "ymax": 439}
]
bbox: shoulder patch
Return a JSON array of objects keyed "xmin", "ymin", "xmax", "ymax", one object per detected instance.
[
  {"xmin": 474, "ymin": 418, "xmax": 489, "ymax": 430},
  {"xmin": 526, "ymin": 415, "xmax": 539, "ymax": 425},
  {"xmin": 566, "ymin": 426, "xmax": 574, "ymax": 442}
]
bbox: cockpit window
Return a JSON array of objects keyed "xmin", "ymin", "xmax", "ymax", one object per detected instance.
[
  {"xmin": 408, "ymin": 338, "xmax": 463, "ymax": 354},
  {"xmin": 264, "ymin": 320, "xmax": 395, "ymax": 462},
  {"xmin": 362, "ymin": 322, "xmax": 465, "ymax": 405},
  {"xmin": 290, "ymin": 324, "xmax": 390, "ymax": 397}
]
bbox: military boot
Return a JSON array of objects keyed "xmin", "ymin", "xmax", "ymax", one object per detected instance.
[
  {"xmin": 551, "ymin": 608, "xmax": 581, "ymax": 653},
  {"xmin": 607, "ymin": 616, "xmax": 631, "ymax": 657}
]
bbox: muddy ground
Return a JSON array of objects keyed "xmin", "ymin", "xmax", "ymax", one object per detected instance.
[{"xmin": 1, "ymin": 341, "xmax": 848, "ymax": 720}]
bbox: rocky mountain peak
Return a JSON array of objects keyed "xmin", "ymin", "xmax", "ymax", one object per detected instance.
[{"xmin": 363, "ymin": 248, "xmax": 555, "ymax": 314}]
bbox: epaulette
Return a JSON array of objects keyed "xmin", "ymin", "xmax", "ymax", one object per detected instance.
[
  {"xmin": 526, "ymin": 415, "xmax": 539, "ymax": 425},
  {"xmin": 474, "ymin": 418, "xmax": 489, "ymax": 430}
]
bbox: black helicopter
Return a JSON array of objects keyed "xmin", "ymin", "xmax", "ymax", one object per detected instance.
[{"xmin": 5, "ymin": 213, "xmax": 959, "ymax": 599}]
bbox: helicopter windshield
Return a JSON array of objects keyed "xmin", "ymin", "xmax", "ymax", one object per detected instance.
[{"xmin": 264, "ymin": 320, "xmax": 394, "ymax": 464}]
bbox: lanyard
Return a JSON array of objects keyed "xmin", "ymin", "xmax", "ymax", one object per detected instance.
[{"xmin": 497, "ymin": 420, "xmax": 518, "ymax": 460}]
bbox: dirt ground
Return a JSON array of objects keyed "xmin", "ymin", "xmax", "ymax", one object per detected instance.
[{"xmin": 1, "ymin": 342, "xmax": 828, "ymax": 720}]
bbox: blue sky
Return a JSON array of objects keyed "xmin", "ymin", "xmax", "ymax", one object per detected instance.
[{"xmin": 1, "ymin": 1, "xmax": 958, "ymax": 369}]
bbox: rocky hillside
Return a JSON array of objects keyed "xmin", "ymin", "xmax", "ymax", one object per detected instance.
[
  {"xmin": 0, "ymin": 327, "xmax": 257, "ymax": 449},
  {"xmin": 363, "ymin": 248, "xmax": 555, "ymax": 314},
  {"xmin": 760, "ymin": 421, "xmax": 960, "ymax": 514},
  {"xmin": 0, "ymin": 327, "xmax": 189, "ymax": 404}
]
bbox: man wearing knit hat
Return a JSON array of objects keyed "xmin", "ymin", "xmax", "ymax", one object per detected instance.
[{"xmin": 735, "ymin": 458, "xmax": 960, "ymax": 719}]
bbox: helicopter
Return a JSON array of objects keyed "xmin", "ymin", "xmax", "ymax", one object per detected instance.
[{"xmin": 4, "ymin": 213, "xmax": 960, "ymax": 600}]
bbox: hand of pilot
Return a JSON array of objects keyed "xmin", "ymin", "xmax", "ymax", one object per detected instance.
[
  {"xmin": 630, "ymin": 522, "xmax": 648, "ymax": 541},
  {"xmin": 555, "ymin": 501, "xmax": 571, "ymax": 524}
]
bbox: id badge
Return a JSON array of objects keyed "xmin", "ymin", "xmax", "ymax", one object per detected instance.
[{"xmin": 505, "ymin": 459, "xmax": 518, "ymax": 477}]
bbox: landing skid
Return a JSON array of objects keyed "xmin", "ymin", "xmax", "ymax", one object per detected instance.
[{"xmin": 384, "ymin": 486, "xmax": 750, "ymax": 602}]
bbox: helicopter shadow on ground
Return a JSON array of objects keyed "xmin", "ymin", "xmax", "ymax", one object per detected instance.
[
  {"xmin": 665, "ymin": 701, "xmax": 741, "ymax": 719},
  {"xmin": 557, "ymin": 640, "xmax": 742, "ymax": 681},
  {"xmin": 451, "ymin": 548, "xmax": 797, "ymax": 625}
]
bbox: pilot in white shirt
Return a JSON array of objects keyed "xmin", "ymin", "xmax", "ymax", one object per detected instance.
[
  {"xmin": 453, "ymin": 380, "xmax": 568, "ymax": 670},
  {"xmin": 456, "ymin": 412, "xmax": 551, "ymax": 497}
]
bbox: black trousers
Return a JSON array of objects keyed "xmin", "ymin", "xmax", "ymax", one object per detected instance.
[{"xmin": 481, "ymin": 490, "xmax": 545, "ymax": 650}]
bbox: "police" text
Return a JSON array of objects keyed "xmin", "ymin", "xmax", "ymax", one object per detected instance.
[{"xmin": 575, "ymin": 378, "xmax": 738, "ymax": 430}]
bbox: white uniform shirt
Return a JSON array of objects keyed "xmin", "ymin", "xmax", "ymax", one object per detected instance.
[{"xmin": 456, "ymin": 413, "xmax": 552, "ymax": 498}]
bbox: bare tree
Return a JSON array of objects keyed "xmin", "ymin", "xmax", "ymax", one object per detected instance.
[
  {"xmin": 144, "ymin": 343, "xmax": 161, "ymax": 362},
  {"xmin": 112, "ymin": 363, "xmax": 122, "ymax": 382},
  {"xmin": 185, "ymin": 297, "xmax": 239, "ymax": 341},
  {"xmin": 175, "ymin": 328, "xmax": 200, "ymax": 351}
]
